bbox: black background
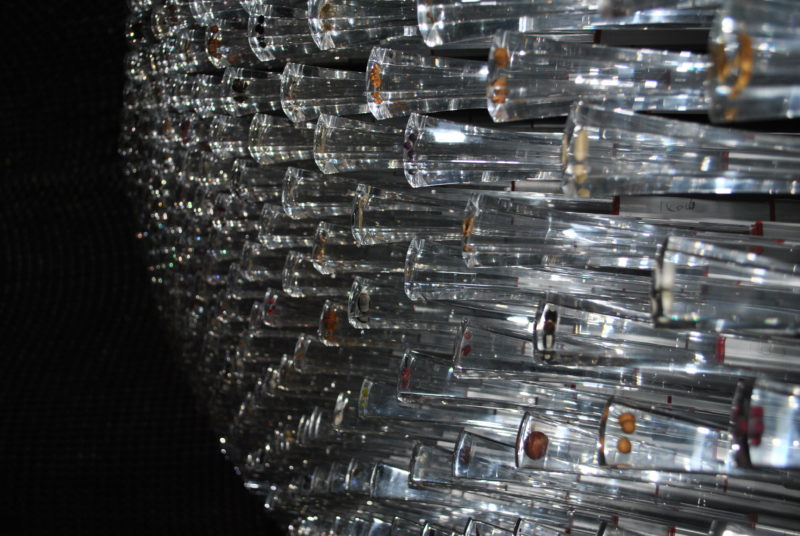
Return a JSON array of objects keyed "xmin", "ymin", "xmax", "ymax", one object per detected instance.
[{"xmin": 0, "ymin": 2, "xmax": 277, "ymax": 534}]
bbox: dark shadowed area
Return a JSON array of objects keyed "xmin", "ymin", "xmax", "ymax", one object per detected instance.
[{"xmin": 0, "ymin": 2, "xmax": 278, "ymax": 534}]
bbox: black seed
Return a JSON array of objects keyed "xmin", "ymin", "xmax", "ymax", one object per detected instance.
[{"xmin": 458, "ymin": 446, "xmax": 471, "ymax": 466}]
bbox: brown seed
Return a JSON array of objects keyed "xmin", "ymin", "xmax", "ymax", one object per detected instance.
[
  {"xmin": 730, "ymin": 33, "xmax": 753, "ymax": 99},
  {"xmin": 618, "ymin": 412, "xmax": 636, "ymax": 434},
  {"xmin": 462, "ymin": 216, "xmax": 474, "ymax": 238},
  {"xmin": 207, "ymin": 38, "xmax": 221, "ymax": 58},
  {"xmin": 369, "ymin": 64, "xmax": 381, "ymax": 88},
  {"xmin": 524, "ymin": 431, "xmax": 549, "ymax": 460},
  {"xmin": 323, "ymin": 309, "xmax": 340, "ymax": 335},
  {"xmin": 493, "ymin": 47, "xmax": 510, "ymax": 69},
  {"xmin": 708, "ymin": 43, "xmax": 730, "ymax": 84},
  {"xmin": 371, "ymin": 90, "xmax": 383, "ymax": 104},
  {"xmin": 617, "ymin": 437, "xmax": 632, "ymax": 454}
]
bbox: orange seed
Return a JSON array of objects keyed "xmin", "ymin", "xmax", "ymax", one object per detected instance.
[
  {"xmin": 493, "ymin": 47, "xmax": 510, "ymax": 69},
  {"xmin": 618, "ymin": 412, "xmax": 636, "ymax": 434}
]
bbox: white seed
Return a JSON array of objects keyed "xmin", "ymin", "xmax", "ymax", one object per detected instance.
[{"xmin": 574, "ymin": 128, "xmax": 589, "ymax": 162}]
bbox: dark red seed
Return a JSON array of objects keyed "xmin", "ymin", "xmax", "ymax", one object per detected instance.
[
  {"xmin": 736, "ymin": 417, "xmax": 748, "ymax": 435},
  {"xmin": 751, "ymin": 421, "xmax": 765, "ymax": 436},
  {"xmin": 400, "ymin": 367, "xmax": 412, "ymax": 389}
]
